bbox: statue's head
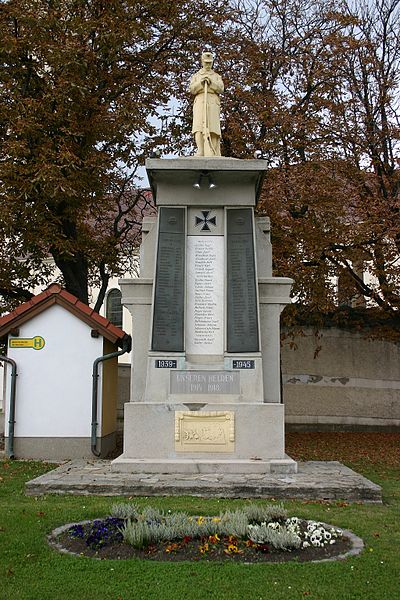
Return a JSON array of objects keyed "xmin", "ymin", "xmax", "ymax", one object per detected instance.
[{"xmin": 201, "ymin": 51, "xmax": 214, "ymax": 69}]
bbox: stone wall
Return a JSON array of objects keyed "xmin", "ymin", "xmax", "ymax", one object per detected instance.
[
  {"xmin": 282, "ymin": 327, "xmax": 400, "ymax": 431},
  {"xmin": 117, "ymin": 328, "xmax": 400, "ymax": 432}
]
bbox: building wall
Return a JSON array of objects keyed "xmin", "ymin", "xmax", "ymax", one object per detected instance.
[
  {"xmin": 0, "ymin": 362, "xmax": 4, "ymax": 411},
  {"xmin": 0, "ymin": 362, "xmax": 4, "ymax": 435},
  {"xmin": 99, "ymin": 278, "xmax": 133, "ymax": 365},
  {"xmin": 282, "ymin": 327, "xmax": 400, "ymax": 430},
  {"xmin": 5, "ymin": 304, "xmax": 104, "ymax": 438},
  {"xmin": 101, "ymin": 338, "xmax": 118, "ymax": 437},
  {"xmin": 29, "ymin": 259, "xmax": 136, "ymax": 365}
]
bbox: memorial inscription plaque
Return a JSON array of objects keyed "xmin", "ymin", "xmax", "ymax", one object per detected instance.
[
  {"xmin": 175, "ymin": 411, "xmax": 235, "ymax": 453},
  {"xmin": 186, "ymin": 236, "xmax": 224, "ymax": 355},
  {"xmin": 152, "ymin": 207, "xmax": 185, "ymax": 351},
  {"xmin": 227, "ymin": 208, "xmax": 259, "ymax": 352},
  {"xmin": 170, "ymin": 370, "xmax": 240, "ymax": 394}
]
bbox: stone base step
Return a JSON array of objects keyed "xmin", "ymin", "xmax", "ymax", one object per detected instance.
[
  {"xmin": 110, "ymin": 455, "xmax": 297, "ymax": 475},
  {"xmin": 25, "ymin": 460, "xmax": 382, "ymax": 503}
]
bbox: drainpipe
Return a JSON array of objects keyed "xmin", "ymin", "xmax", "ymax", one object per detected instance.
[
  {"xmin": 0, "ymin": 355, "xmax": 18, "ymax": 459},
  {"xmin": 91, "ymin": 335, "xmax": 132, "ymax": 457}
]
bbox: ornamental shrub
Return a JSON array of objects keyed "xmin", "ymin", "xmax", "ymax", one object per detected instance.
[{"xmin": 247, "ymin": 523, "xmax": 302, "ymax": 550}]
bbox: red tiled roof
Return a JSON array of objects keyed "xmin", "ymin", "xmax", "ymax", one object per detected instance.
[{"xmin": 0, "ymin": 284, "xmax": 130, "ymax": 348}]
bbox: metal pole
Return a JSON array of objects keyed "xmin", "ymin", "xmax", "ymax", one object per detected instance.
[{"xmin": 0, "ymin": 355, "xmax": 17, "ymax": 459}]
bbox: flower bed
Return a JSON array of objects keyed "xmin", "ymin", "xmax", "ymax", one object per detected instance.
[{"xmin": 49, "ymin": 503, "xmax": 358, "ymax": 563}]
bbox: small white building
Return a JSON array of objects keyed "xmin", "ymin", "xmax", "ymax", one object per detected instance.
[{"xmin": 0, "ymin": 284, "xmax": 130, "ymax": 460}]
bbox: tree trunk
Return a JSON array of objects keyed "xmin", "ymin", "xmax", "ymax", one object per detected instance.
[{"xmin": 51, "ymin": 250, "xmax": 89, "ymax": 305}]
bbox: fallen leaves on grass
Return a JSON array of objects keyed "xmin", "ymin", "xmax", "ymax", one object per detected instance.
[{"xmin": 286, "ymin": 433, "xmax": 400, "ymax": 468}]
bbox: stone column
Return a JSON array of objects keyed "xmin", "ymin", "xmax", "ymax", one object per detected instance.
[
  {"xmin": 255, "ymin": 217, "xmax": 272, "ymax": 278},
  {"xmin": 258, "ymin": 278, "xmax": 293, "ymax": 403},
  {"xmin": 119, "ymin": 279, "xmax": 153, "ymax": 403},
  {"xmin": 119, "ymin": 217, "xmax": 158, "ymax": 403}
]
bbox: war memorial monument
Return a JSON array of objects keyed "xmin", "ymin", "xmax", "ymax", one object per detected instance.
[{"xmin": 111, "ymin": 52, "xmax": 297, "ymax": 475}]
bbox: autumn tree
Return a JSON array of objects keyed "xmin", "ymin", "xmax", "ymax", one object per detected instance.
[
  {"xmin": 0, "ymin": 0, "xmax": 229, "ymax": 311},
  {"xmin": 218, "ymin": 0, "xmax": 400, "ymax": 330}
]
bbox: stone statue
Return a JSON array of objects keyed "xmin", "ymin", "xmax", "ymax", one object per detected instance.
[{"xmin": 190, "ymin": 51, "xmax": 224, "ymax": 157}]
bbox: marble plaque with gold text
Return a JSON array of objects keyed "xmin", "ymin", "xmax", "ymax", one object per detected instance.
[{"xmin": 175, "ymin": 411, "xmax": 235, "ymax": 453}]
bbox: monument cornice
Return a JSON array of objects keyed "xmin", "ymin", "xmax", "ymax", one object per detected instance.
[{"xmin": 145, "ymin": 157, "xmax": 268, "ymax": 204}]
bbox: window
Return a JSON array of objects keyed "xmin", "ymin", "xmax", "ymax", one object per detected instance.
[{"xmin": 106, "ymin": 289, "xmax": 123, "ymax": 328}]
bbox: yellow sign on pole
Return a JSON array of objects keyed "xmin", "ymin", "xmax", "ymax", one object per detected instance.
[{"xmin": 9, "ymin": 336, "xmax": 45, "ymax": 351}]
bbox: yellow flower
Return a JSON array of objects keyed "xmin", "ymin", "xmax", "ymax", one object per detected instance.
[
  {"xmin": 228, "ymin": 535, "xmax": 237, "ymax": 544},
  {"xmin": 208, "ymin": 534, "xmax": 220, "ymax": 544},
  {"xmin": 199, "ymin": 542, "xmax": 209, "ymax": 554},
  {"xmin": 197, "ymin": 516, "xmax": 204, "ymax": 525}
]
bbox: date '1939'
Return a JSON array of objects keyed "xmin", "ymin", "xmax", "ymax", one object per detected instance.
[{"xmin": 155, "ymin": 360, "xmax": 177, "ymax": 368}]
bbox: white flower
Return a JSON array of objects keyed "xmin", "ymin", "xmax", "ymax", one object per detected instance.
[
  {"xmin": 287, "ymin": 521, "xmax": 301, "ymax": 535},
  {"xmin": 310, "ymin": 528, "xmax": 327, "ymax": 546},
  {"xmin": 313, "ymin": 530, "xmax": 323, "ymax": 539}
]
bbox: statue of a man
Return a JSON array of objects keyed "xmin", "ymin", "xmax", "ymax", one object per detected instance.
[{"xmin": 189, "ymin": 51, "xmax": 224, "ymax": 156}]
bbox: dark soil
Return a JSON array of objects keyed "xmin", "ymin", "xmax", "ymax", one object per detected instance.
[{"xmin": 52, "ymin": 530, "xmax": 353, "ymax": 563}]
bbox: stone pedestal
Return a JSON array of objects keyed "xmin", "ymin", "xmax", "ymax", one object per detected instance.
[{"xmin": 112, "ymin": 158, "xmax": 297, "ymax": 475}]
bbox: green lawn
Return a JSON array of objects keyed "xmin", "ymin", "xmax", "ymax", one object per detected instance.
[{"xmin": 1, "ymin": 433, "xmax": 399, "ymax": 600}]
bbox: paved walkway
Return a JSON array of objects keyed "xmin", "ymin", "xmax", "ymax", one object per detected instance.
[{"xmin": 26, "ymin": 460, "xmax": 382, "ymax": 503}]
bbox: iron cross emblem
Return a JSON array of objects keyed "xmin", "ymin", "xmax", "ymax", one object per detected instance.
[{"xmin": 195, "ymin": 210, "xmax": 217, "ymax": 232}]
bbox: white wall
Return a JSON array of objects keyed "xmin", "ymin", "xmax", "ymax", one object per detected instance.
[
  {"xmin": 0, "ymin": 362, "xmax": 4, "ymax": 438},
  {"xmin": 0, "ymin": 361, "xmax": 4, "ymax": 411},
  {"xmin": 5, "ymin": 304, "xmax": 103, "ymax": 438}
]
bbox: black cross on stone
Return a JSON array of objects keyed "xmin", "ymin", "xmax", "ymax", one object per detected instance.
[{"xmin": 195, "ymin": 210, "xmax": 217, "ymax": 232}]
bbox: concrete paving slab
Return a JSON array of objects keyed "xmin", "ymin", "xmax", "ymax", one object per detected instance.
[{"xmin": 25, "ymin": 460, "xmax": 382, "ymax": 503}]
